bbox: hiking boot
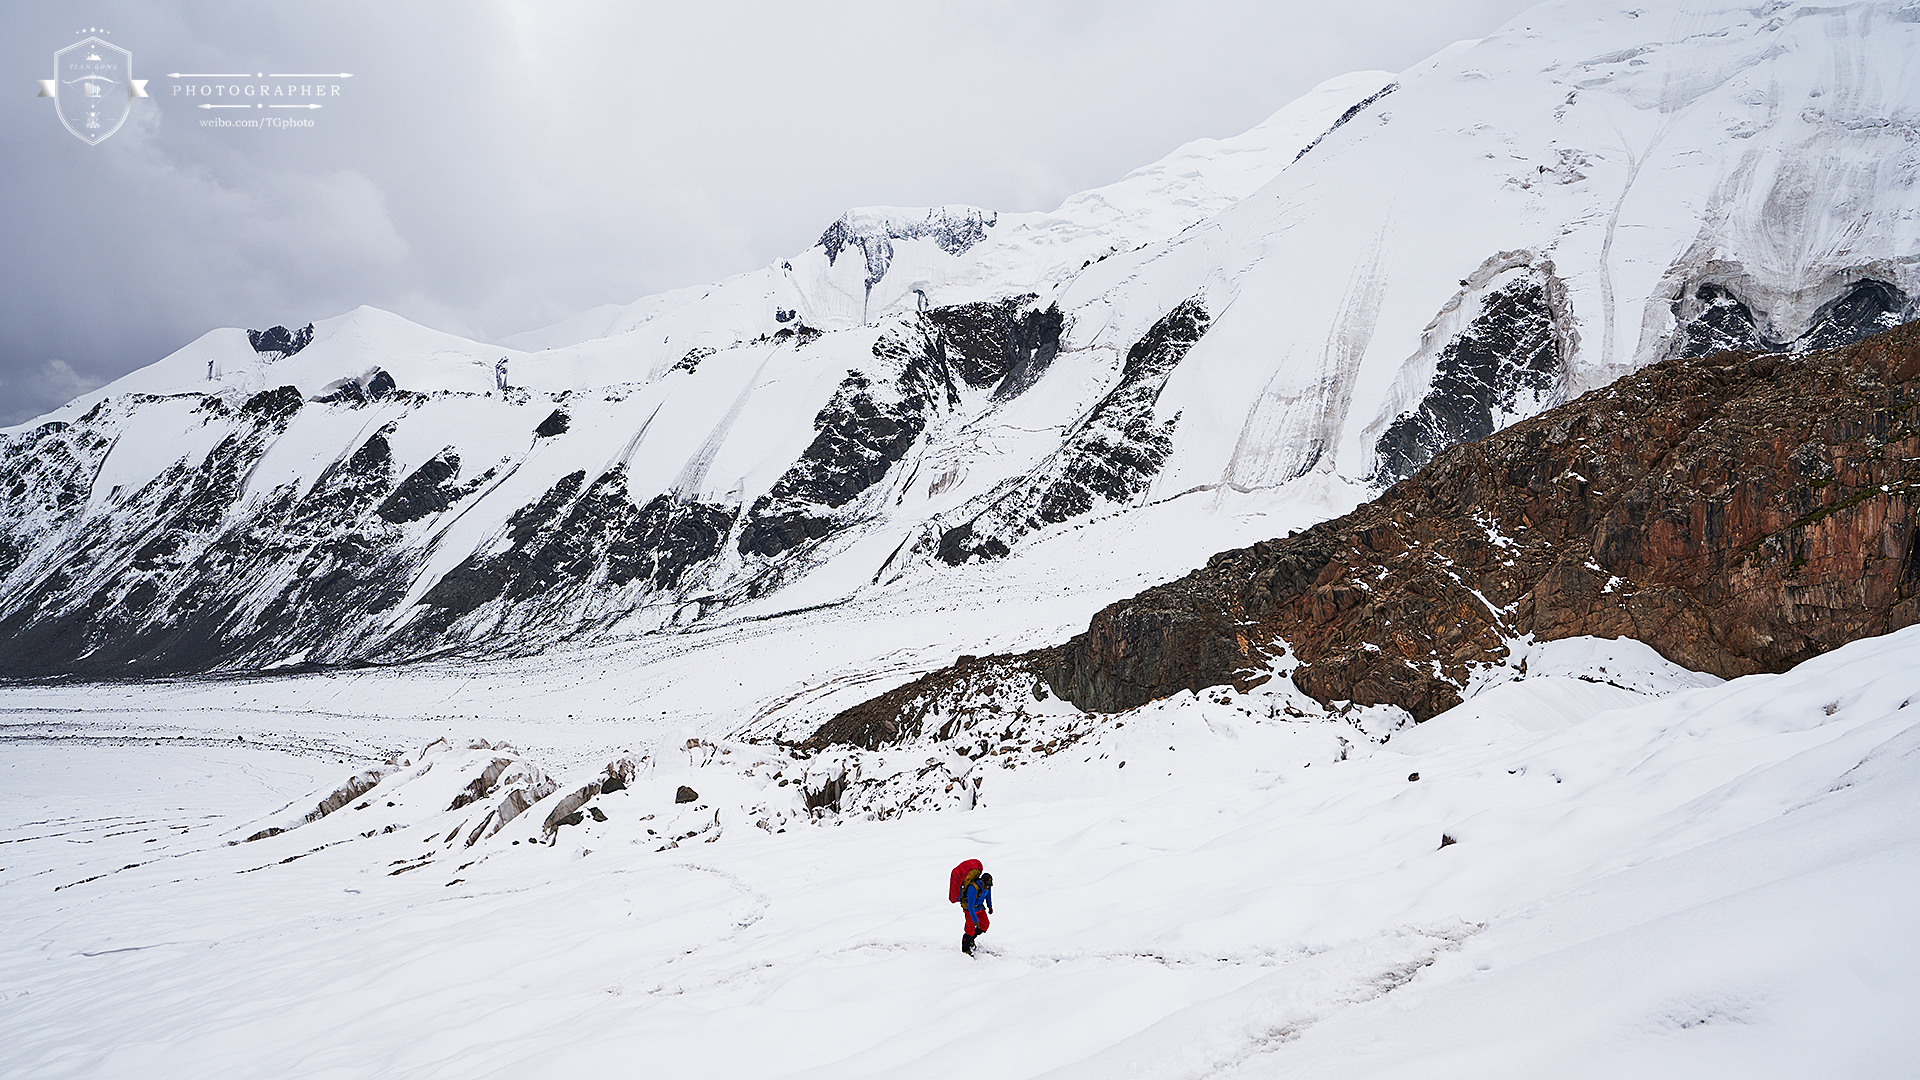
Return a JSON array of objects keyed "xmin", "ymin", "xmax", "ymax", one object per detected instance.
[{"xmin": 962, "ymin": 934, "xmax": 975, "ymax": 955}]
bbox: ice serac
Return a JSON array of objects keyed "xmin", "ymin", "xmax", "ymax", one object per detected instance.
[{"xmin": 816, "ymin": 206, "xmax": 996, "ymax": 322}]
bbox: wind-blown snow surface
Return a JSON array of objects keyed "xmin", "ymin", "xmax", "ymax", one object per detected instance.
[{"xmin": 3, "ymin": 620, "xmax": 1916, "ymax": 1078}]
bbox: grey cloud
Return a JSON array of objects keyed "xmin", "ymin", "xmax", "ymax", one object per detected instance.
[
  {"xmin": 0, "ymin": 359, "xmax": 107, "ymax": 427},
  {"xmin": 1, "ymin": 0, "xmax": 1537, "ymax": 426}
]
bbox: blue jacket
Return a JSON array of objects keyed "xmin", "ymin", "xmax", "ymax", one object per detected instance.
[{"xmin": 961, "ymin": 880, "xmax": 992, "ymax": 917}]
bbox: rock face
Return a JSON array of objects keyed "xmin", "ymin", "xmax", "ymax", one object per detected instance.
[
  {"xmin": 812, "ymin": 319, "xmax": 1920, "ymax": 744},
  {"xmin": 248, "ymin": 324, "xmax": 315, "ymax": 360},
  {"xmin": 934, "ymin": 298, "xmax": 1211, "ymax": 564},
  {"xmin": 737, "ymin": 299, "xmax": 1062, "ymax": 560},
  {"xmin": 1668, "ymin": 279, "xmax": 1914, "ymax": 361},
  {"xmin": 1372, "ymin": 270, "xmax": 1571, "ymax": 484}
]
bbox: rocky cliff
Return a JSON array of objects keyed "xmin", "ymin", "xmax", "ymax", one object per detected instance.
[{"xmin": 810, "ymin": 319, "xmax": 1920, "ymax": 747}]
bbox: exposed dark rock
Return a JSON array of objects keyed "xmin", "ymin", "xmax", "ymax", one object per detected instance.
[
  {"xmin": 608, "ymin": 494, "xmax": 735, "ymax": 591},
  {"xmin": 248, "ymin": 324, "xmax": 314, "ymax": 360},
  {"xmin": 1293, "ymin": 82, "xmax": 1397, "ymax": 163},
  {"xmin": 673, "ymin": 347, "xmax": 716, "ymax": 374},
  {"xmin": 738, "ymin": 296, "xmax": 1066, "ymax": 562},
  {"xmin": 0, "ymin": 426, "xmax": 725, "ymax": 672},
  {"xmin": 1670, "ymin": 278, "xmax": 1913, "ymax": 360},
  {"xmin": 1374, "ymin": 273, "xmax": 1568, "ymax": 483},
  {"xmin": 921, "ymin": 296, "xmax": 1062, "ymax": 394},
  {"xmin": 1799, "ymin": 280, "xmax": 1912, "ymax": 350},
  {"xmin": 772, "ymin": 324, "xmax": 825, "ymax": 347},
  {"xmin": 243, "ymin": 385, "xmax": 305, "ymax": 421},
  {"xmin": 739, "ymin": 369, "xmax": 928, "ymax": 557},
  {"xmin": 989, "ymin": 305, "xmax": 1064, "ymax": 402},
  {"xmin": 410, "ymin": 467, "xmax": 734, "ymax": 643},
  {"xmin": 675, "ymin": 785, "xmax": 699, "ymax": 804},
  {"xmin": 812, "ymin": 319, "xmax": 1920, "ymax": 743},
  {"xmin": 738, "ymin": 328, "xmax": 949, "ymax": 559},
  {"xmin": 534, "ymin": 410, "xmax": 570, "ymax": 438},
  {"xmin": 315, "ymin": 369, "xmax": 401, "ymax": 407},
  {"xmin": 414, "ymin": 560, "xmax": 506, "ymax": 618},
  {"xmin": 804, "ymin": 652, "xmax": 1054, "ymax": 750},
  {"xmin": 935, "ymin": 297, "xmax": 1209, "ymax": 564},
  {"xmin": 377, "ymin": 449, "xmax": 492, "ymax": 524},
  {"xmin": 314, "ymin": 380, "xmax": 368, "ymax": 406},
  {"xmin": 804, "ymin": 771, "xmax": 845, "ymax": 812},
  {"xmin": 0, "ymin": 422, "xmax": 110, "ymax": 589},
  {"xmin": 1673, "ymin": 282, "xmax": 1765, "ymax": 357}
]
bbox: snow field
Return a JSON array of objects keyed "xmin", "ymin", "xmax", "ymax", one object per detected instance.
[{"xmin": 4, "ymin": 627, "xmax": 1917, "ymax": 1078}]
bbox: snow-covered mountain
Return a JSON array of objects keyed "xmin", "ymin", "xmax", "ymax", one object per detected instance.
[
  {"xmin": 499, "ymin": 69, "xmax": 1398, "ymax": 353},
  {"xmin": 1, "ymin": 0, "xmax": 1915, "ymax": 678}
]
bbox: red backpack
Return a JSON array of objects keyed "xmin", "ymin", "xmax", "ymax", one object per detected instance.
[{"xmin": 949, "ymin": 859, "xmax": 983, "ymax": 903}]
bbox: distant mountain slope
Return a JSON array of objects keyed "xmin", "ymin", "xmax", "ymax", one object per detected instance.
[
  {"xmin": 498, "ymin": 69, "xmax": 1399, "ymax": 354},
  {"xmin": 1048, "ymin": 0, "xmax": 1920, "ymax": 504},
  {"xmin": 0, "ymin": 0, "xmax": 1915, "ymax": 678}
]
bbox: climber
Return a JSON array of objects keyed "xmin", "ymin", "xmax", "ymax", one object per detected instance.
[{"xmin": 949, "ymin": 858, "xmax": 993, "ymax": 955}]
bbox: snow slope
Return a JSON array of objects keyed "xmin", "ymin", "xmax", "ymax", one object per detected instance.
[
  {"xmin": 1059, "ymin": 0, "xmax": 1920, "ymax": 493},
  {"xmin": 499, "ymin": 70, "xmax": 1399, "ymax": 354},
  {"xmin": 3, "ymin": 622, "xmax": 1914, "ymax": 1078}
]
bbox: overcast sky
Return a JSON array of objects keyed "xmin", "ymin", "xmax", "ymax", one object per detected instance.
[{"xmin": 0, "ymin": 0, "xmax": 1537, "ymax": 425}]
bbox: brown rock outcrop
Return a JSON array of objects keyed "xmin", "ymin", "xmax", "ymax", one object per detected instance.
[{"xmin": 810, "ymin": 321, "xmax": 1920, "ymax": 745}]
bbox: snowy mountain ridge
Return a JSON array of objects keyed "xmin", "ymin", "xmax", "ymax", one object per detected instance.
[
  {"xmin": 498, "ymin": 69, "xmax": 1398, "ymax": 354},
  {"xmin": 0, "ymin": 0, "xmax": 1915, "ymax": 679}
]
